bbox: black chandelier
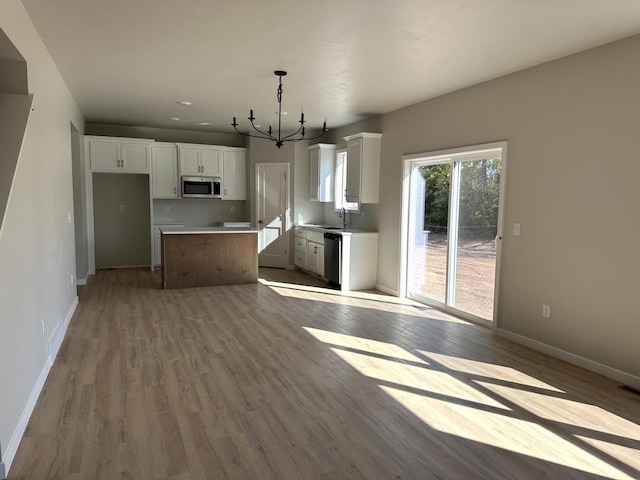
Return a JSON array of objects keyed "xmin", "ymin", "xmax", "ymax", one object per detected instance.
[{"xmin": 231, "ymin": 70, "xmax": 328, "ymax": 148}]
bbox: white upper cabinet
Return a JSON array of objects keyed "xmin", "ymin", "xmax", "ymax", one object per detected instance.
[
  {"xmin": 309, "ymin": 143, "xmax": 336, "ymax": 202},
  {"xmin": 222, "ymin": 149, "xmax": 247, "ymax": 200},
  {"xmin": 87, "ymin": 136, "xmax": 152, "ymax": 173},
  {"xmin": 176, "ymin": 143, "xmax": 221, "ymax": 176},
  {"xmin": 151, "ymin": 143, "xmax": 178, "ymax": 199},
  {"xmin": 178, "ymin": 147, "xmax": 200, "ymax": 176},
  {"xmin": 344, "ymin": 133, "xmax": 382, "ymax": 204},
  {"xmin": 200, "ymin": 148, "xmax": 222, "ymax": 176}
]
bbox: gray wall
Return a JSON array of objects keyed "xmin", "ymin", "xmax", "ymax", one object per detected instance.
[
  {"xmin": 0, "ymin": 0, "xmax": 84, "ymax": 469},
  {"xmin": 93, "ymin": 173, "xmax": 150, "ymax": 267},
  {"xmin": 374, "ymin": 35, "xmax": 640, "ymax": 379},
  {"xmin": 153, "ymin": 198, "xmax": 248, "ymax": 227},
  {"xmin": 0, "ymin": 28, "xmax": 28, "ymax": 95}
]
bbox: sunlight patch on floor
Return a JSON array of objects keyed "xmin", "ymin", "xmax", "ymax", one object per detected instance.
[
  {"xmin": 423, "ymin": 351, "xmax": 565, "ymax": 392},
  {"xmin": 381, "ymin": 385, "xmax": 635, "ymax": 479},
  {"xmin": 575, "ymin": 436, "xmax": 640, "ymax": 471},
  {"xmin": 304, "ymin": 327, "xmax": 429, "ymax": 364},
  {"xmin": 330, "ymin": 347, "xmax": 509, "ymax": 410},
  {"xmin": 263, "ymin": 279, "xmax": 469, "ymax": 324},
  {"xmin": 305, "ymin": 326, "xmax": 639, "ymax": 479},
  {"xmin": 480, "ymin": 382, "xmax": 640, "ymax": 438}
]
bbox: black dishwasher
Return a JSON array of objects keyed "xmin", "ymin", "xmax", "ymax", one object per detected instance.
[{"xmin": 324, "ymin": 232, "xmax": 342, "ymax": 287}]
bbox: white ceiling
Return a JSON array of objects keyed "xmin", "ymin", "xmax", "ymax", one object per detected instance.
[{"xmin": 20, "ymin": 0, "xmax": 640, "ymax": 133}]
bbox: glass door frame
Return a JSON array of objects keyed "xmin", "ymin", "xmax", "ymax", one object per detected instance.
[{"xmin": 399, "ymin": 142, "xmax": 507, "ymax": 332}]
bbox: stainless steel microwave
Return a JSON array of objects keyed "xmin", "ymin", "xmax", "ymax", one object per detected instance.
[{"xmin": 181, "ymin": 176, "xmax": 222, "ymax": 198}]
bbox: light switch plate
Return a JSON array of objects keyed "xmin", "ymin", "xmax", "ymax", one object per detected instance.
[{"xmin": 513, "ymin": 223, "xmax": 521, "ymax": 236}]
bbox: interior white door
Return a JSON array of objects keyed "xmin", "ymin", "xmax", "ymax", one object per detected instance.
[{"xmin": 256, "ymin": 163, "xmax": 290, "ymax": 268}]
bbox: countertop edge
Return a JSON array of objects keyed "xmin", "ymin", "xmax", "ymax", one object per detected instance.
[
  {"xmin": 295, "ymin": 225, "xmax": 378, "ymax": 236},
  {"xmin": 161, "ymin": 228, "xmax": 258, "ymax": 234}
]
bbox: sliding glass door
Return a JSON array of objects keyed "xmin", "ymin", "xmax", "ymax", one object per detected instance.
[{"xmin": 406, "ymin": 145, "xmax": 504, "ymax": 322}]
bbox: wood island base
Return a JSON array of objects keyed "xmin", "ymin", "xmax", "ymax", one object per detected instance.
[{"xmin": 162, "ymin": 231, "xmax": 258, "ymax": 289}]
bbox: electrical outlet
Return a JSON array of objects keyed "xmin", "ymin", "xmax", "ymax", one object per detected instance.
[
  {"xmin": 120, "ymin": 204, "xmax": 126, "ymax": 212},
  {"xmin": 41, "ymin": 318, "xmax": 45, "ymax": 336},
  {"xmin": 513, "ymin": 223, "xmax": 521, "ymax": 236},
  {"xmin": 542, "ymin": 304, "xmax": 551, "ymax": 318},
  {"xmin": 361, "ymin": 211, "xmax": 365, "ymax": 220},
  {"xmin": 230, "ymin": 206, "xmax": 235, "ymax": 213},
  {"xmin": 164, "ymin": 205, "xmax": 170, "ymax": 213},
  {"xmin": 71, "ymin": 274, "xmax": 74, "ymax": 286}
]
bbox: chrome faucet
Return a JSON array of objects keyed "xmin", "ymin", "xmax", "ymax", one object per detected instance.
[{"xmin": 339, "ymin": 207, "xmax": 348, "ymax": 229}]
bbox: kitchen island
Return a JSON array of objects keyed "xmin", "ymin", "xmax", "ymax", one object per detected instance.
[{"xmin": 161, "ymin": 226, "xmax": 258, "ymax": 289}]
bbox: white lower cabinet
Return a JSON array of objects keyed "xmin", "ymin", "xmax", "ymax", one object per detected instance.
[
  {"xmin": 294, "ymin": 229, "xmax": 308, "ymax": 270},
  {"xmin": 307, "ymin": 241, "xmax": 325, "ymax": 277},
  {"xmin": 294, "ymin": 226, "xmax": 378, "ymax": 290},
  {"xmin": 295, "ymin": 228, "xmax": 325, "ymax": 277}
]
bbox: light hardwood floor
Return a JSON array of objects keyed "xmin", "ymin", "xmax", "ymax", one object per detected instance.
[{"xmin": 7, "ymin": 268, "xmax": 640, "ymax": 479}]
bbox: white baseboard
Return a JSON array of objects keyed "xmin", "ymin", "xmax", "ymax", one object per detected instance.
[
  {"xmin": 2, "ymin": 357, "xmax": 51, "ymax": 476},
  {"xmin": 76, "ymin": 277, "xmax": 87, "ymax": 286},
  {"xmin": 376, "ymin": 283, "xmax": 399, "ymax": 296},
  {"xmin": 497, "ymin": 328, "xmax": 640, "ymax": 390},
  {"xmin": 47, "ymin": 296, "xmax": 78, "ymax": 366},
  {"xmin": 2, "ymin": 297, "xmax": 78, "ymax": 478}
]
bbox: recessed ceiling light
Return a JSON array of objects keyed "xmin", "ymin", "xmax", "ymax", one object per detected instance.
[
  {"xmin": 168, "ymin": 117, "xmax": 180, "ymax": 121},
  {"xmin": 199, "ymin": 122, "xmax": 211, "ymax": 126},
  {"xmin": 177, "ymin": 101, "xmax": 192, "ymax": 106}
]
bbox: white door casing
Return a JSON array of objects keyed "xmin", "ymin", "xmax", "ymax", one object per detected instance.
[{"xmin": 256, "ymin": 163, "xmax": 290, "ymax": 268}]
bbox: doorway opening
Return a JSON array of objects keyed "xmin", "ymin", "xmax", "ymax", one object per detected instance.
[{"xmin": 401, "ymin": 142, "xmax": 506, "ymax": 326}]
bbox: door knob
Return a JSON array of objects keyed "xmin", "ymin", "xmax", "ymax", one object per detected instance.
[{"xmin": 258, "ymin": 219, "xmax": 264, "ymax": 224}]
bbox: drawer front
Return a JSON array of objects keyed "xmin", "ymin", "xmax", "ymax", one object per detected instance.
[
  {"xmin": 306, "ymin": 230, "xmax": 325, "ymax": 244},
  {"xmin": 294, "ymin": 252, "xmax": 307, "ymax": 269},
  {"xmin": 294, "ymin": 227, "xmax": 307, "ymax": 239},
  {"xmin": 295, "ymin": 236, "xmax": 307, "ymax": 253}
]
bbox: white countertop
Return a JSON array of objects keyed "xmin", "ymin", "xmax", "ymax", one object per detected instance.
[
  {"xmin": 161, "ymin": 226, "xmax": 258, "ymax": 234},
  {"xmin": 295, "ymin": 224, "xmax": 378, "ymax": 236}
]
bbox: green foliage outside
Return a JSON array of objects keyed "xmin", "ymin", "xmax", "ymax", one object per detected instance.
[{"xmin": 420, "ymin": 158, "xmax": 501, "ymax": 240}]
